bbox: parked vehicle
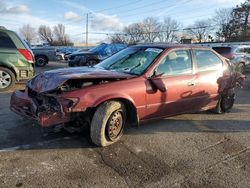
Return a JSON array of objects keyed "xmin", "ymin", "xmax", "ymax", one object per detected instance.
[
  {"xmin": 0, "ymin": 28, "xmax": 34, "ymax": 91},
  {"xmin": 63, "ymin": 48, "xmax": 80, "ymax": 61},
  {"xmin": 212, "ymin": 46, "xmax": 250, "ymax": 73},
  {"xmin": 68, "ymin": 43, "xmax": 127, "ymax": 67},
  {"xmin": 32, "ymin": 47, "xmax": 57, "ymax": 67},
  {"xmin": 64, "ymin": 48, "xmax": 88, "ymax": 61},
  {"xmin": 10, "ymin": 45, "xmax": 245, "ymax": 146}
]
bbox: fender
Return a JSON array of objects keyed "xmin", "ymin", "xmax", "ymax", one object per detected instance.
[
  {"xmin": 69, "ymin": 91, "xmax": 137, "ymax": 112},
  {"xmin": 92, "ymin": 93, "xmax": 136, "ymax": 108}
]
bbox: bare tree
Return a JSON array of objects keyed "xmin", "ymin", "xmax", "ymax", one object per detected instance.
[
  {"xmin": 141, "ymin": 17, "xmax": 161, "ymax": 43},
  {"xmin": 53, "ymin": 24, "xmax": 71, "ymax": 45},
  {"xmin": 19, "ymin": 24, "xmax": 37, "ymax": 44},
  {"xmin": 186, "ymin": 20, "xmax": 212, "ymax": 43},
  {"xmin": 158, "ymin": 17, "xmax": 181, "ymax": 43},
  {"xmin": 38, "ymin": 25, "xmax": 54, "ymax": 45},
  {"xmin": 123, "ymin": 23, "xmax": 145, "ymax": 44},
  {"xmin": 109, "ymin": 34, "xmax": 128, "ymax": 44}
]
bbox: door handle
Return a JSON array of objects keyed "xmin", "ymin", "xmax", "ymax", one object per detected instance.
[{"xmin": 187, "ymin": 80, "xmax": 196, "ymax": 86}]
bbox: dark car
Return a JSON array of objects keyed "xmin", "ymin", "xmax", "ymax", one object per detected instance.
[
  {"xmin": 0, "ymin": 28, "xmax": 35, "ymax": 91},
  {"xmin": 68, "ymin": 43, "xmax": 127, "ymax": 67},
  {"xmin": 10, "ymin": 45, "xmax": 245, "ymax": 146},
  {"xmin": 63, "ymin": 48, "xmax": 80, "ymax": 61},
  {"xmin": 212, "ymin": 46, "xmax": 250, "ymax": 73},
  {"xmin": 64, "ymin": 48, "xmax": 88, "ymax": 61}
]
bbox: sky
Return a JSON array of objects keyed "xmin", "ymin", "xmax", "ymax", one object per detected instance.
[{"xmin": 0, "ymin": 0, "xmax": 246, "ymax": 43}]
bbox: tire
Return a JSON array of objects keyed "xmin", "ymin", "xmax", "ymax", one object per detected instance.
[
  {"xmin": 236, "ymin": 62, "xmax": 245, "ymax": 73},
  {"xmin": 212, "ymin": 94, "xmax": 235, "ymax": 114},
  {"xmin": 86, "ymin": 59, "xmax": 98, "ymax": 67},
  {"xmin": 90, "ymin": 101, "xmax": 126, "ymax": 147},
  {"xmin": 35, "ymin": 56, "xmax": 48, "ymax": 67},
  {"xmin": 0, "ymin": 67, "xmax": 15, "ymax": 92}
]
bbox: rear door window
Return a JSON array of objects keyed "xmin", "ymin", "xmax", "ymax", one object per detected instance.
[
  {"xmin": 194, "ymin": 50, "xmax": 223, "ymax": 72},
  {"xmin": 0, "ymin": 31, "xmax": 16, "ymax": 49},
  {"xmin": 156, "ymin": 49, "xmax": 193, "ymax": 76},
  {"xmin": 212, "ymin": 47, "xmax": 232, "ymax": 55}
]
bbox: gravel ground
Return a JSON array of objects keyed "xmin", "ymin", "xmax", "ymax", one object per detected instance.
[{"xmin": 0, "ymin": 62, "xmax": 249, "ymax": 188}]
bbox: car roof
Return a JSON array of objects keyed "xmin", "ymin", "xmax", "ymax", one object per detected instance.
[{"xmin": 133, "ymin": 43, "xmax": 209, "ymax": 50}]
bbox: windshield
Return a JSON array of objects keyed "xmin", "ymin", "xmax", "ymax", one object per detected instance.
[{"xmin": 96, "ymin": 47, "xmax": 163, "ymax": 75}]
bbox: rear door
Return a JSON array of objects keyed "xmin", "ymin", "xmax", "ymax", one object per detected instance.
[
  {"xmin": 145, "ymin": 49, "xmax": 198, "ymax": 119},
  {"xmin": 192, "ymin": 49, "xmax": 224, "ymax": 110},
  {"xmin": 0, "ymin": 31, "xmax": 18, "ymax": 67}
]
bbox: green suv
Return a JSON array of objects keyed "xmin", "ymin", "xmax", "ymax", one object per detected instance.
[{"xmin": 0, "ymin": 28, "xmax": 35, "ymax": 91}]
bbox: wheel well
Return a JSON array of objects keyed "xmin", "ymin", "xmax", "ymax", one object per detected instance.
[
  {"xmin": 87, "ymin": 58, "xmax": 99, "ymax": 63},
  {"xmin": 0, "ymin": 65, "xmax": 17, "ymax": 80},
  {"xmin": 119, "ymin": 99, "xmax": 138, "ymax": 126},
  {"xmin": 239, "ymin": 61, "xmax": 245, "ymax": 66},
  {"xmin": 89, "ymin": 98, "xmax": 138, "ymax": 127}
]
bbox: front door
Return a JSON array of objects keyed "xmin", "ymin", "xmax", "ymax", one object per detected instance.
[{"xmin": 145, "ymin": 49, "xmax": 198, "ymax": 120}]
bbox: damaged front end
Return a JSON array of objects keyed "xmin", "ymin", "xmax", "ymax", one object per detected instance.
[
  {"xmin": 10, "ymin": 67, "xmax": 134, "ymax": 127},
  {"xmin": 10, "ymin": 87, "xmax": 76, "ymax": 127}
]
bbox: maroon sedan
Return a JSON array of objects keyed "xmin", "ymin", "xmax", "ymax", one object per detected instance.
[{"xmin": 10, "ymin": 45, "xmax": 244, "ymax": 146}]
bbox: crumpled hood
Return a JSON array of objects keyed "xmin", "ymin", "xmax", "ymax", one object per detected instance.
[{"xmin": 27, "ymin": 67, "xmax": 134, "ymax": 93}]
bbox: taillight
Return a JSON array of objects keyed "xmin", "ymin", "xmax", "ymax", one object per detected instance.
[{"xmin": 18, "ymin": 49, "xmax": 34, "ymax": 62}]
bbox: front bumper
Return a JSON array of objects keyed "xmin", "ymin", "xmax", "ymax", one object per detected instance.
[{"xmin": 10, "ymin": 90, "xmax": 71, "ymax": 127}]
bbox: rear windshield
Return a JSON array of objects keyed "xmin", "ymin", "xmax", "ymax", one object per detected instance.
[
  {"xmin": 15, "ymin": 32, "xmax": 32, "ymax": 51},
  {"xmin": 212, "ymin": 47, "xmax": 232, "ymax": 54},
  {"xmin": 0, "ymin": 31, "xmax": 16, "ymax": 49}
]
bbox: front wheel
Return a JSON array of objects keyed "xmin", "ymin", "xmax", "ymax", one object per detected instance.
[
  {"xmin": 86, "ymin": 59, "xmax": 98, "ymax": 67},
  {"xmin": 90, "ymin": 101, "xmax": 126, "ymax": 147}
]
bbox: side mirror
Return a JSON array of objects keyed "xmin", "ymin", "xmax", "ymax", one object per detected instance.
[{"xmin": 149, "ymin": 77, "xmax": 167, "ymax": 92}]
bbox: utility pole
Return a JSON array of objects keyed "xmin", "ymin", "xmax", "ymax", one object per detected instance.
[{"xmin": 86, "ymin": 13, "xmax": 88, "ymax": 47}]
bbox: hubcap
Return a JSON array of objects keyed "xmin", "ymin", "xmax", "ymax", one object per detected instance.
[
  {"xmin": 106, "ymin": 110, "xmax": 124, "ymax": 141},
  {"xmin": 37, "ymin": 58, "xmax": 45, "ymax": 65},
  {"xmin": 0, "ymin": 70, "xmax": 11, "ymax": 89}
]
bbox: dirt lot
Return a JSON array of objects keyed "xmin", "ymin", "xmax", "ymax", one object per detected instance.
[{"xmin": 0, "ymin": 62, "xmax": 249, "ymax": 188}]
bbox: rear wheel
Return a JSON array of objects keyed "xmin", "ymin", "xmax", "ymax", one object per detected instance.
[
  {"xmin": 212, "ymin": 94, "xmax": 235, "ymax": 114},
  {"xmin": 0, "ymin": 67, "xmax": 15, "ymax": 92},
  {"xmin": 35, "ymin": 56, "xmax": 48, "ymax": 67},
  {"xmin": 90, "ymin": 101, "xmax": 126, "ymax": 147}
]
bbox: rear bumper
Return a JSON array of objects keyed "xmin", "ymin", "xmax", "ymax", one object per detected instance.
[
  {"xmin": 15, "ymin": 64, "xmax": 35, "ymax": 81},
  {"xmin": 10, "ymin": 90, "xmax": 71, "ymax": 127}
]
